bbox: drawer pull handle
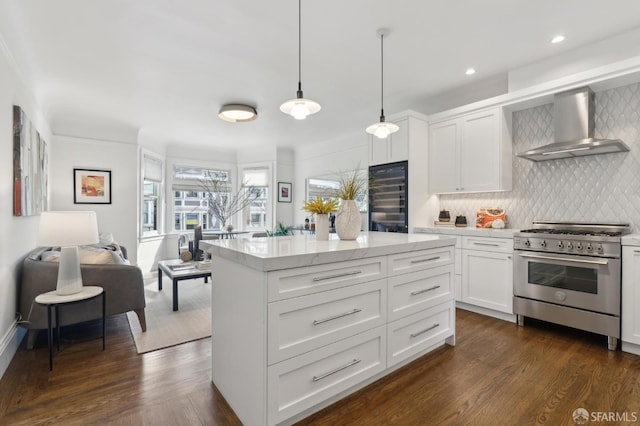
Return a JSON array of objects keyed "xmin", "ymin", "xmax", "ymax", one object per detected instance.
[
  {"xmin": 410, "ymin": 323, "xmax": 440, "ymax": 338},
  {"xmin": 634, "ymin": 250, "xmax": 640, "ymax": 255},
  {"xmin": 312, "ymin": 359, "xmax": 361, "ymax": 382},
  {"xmin": 313, "ymin": 308, "xmax": 362, "ymax": 325},
  {"xmin": 410, "ymin": 256, "xmax": 440, "ymax": 264},
  {"xmin": 312, "ymin": 270, "xmax": 362, "ymax": 282},
  {"xmin": 410, "ymin": 285, "xmax": 440, "ymax": 296},
  {"xmin": 472, "ymin": 242, "xmax": 500, "ymax": 247}
]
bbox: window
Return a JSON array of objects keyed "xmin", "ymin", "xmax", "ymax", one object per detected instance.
[
  {"xmin": 241, "ymin": 168, "xmax": 269, "ymax": 229},
  {"xmin": 142, "ymin": 182, "xmax": 158, "ymax": 232},
  {"xmin": 172, "ymin": 165, "xmax": 231, "ymax": 232},
  {"xmin": 142, "ymin": 154, "xmax": 163, "ymax": 235}
]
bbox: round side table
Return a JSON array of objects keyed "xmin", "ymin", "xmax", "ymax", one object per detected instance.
[{"xmin": 35, "ymin": 286, "xmax": 106, "ymax": 371}]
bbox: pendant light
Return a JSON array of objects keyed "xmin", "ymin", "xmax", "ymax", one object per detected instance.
[
  {"xmin": 366, "ymin": 28, "xmax": 399, "ymax": 139},
  {"xmin": 280, "ymin": 0, "xmax": 321, "ymax": 120}
]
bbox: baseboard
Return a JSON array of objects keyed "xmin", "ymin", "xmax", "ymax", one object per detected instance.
[
  {"xmin": 0, "ymin": 321, "xmax": 26, "ymax": 380},
  {"xmin": 622, "ymin": 341, "xmax": 640, "ymax": 356},
  {"xmin": 455, "ymin": 302, "xmax": 517, "ymax": 323}
]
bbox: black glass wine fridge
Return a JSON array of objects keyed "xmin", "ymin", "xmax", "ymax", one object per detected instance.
[{"xmin": 368, "ymin": 160, "xmax": 408, "ymax": 233}]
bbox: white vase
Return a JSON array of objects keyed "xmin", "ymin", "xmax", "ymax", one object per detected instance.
[
  {"xmin": 336, "ymin": 200, "xmax": 361, "ymax": 240},
  {"xmin": 315, "ymin": 214, "xmax": 329, "ymax": 240}
]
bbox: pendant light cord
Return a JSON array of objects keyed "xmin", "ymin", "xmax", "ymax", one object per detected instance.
[
  {"xmin": 380, "ymin": 33, "xmax": 385, "ymax": 121},
  {"xmin": 297, "ymin": 0, "xmax": 302, "ymax": 95}
]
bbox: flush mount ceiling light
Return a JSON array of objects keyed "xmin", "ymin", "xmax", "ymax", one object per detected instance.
[
  {"xmin": 280, "ymin": 0, "xmax": 321, "ymax": 120},
  {"xmin": 366, "ymin": 28, "xmax": 399, "ymax": 139},
  {"xmin": 551, "ymin": 34, "xmax": 566, "ymax": 44},
  {"xmin": 465, "ymin": 67, "xmax": 476, "ymax": 75},
  {"xmin": 218, "ymin": 104, "xmax": 258, "ymax": 123}
]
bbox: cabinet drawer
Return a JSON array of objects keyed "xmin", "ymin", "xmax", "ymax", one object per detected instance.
[
  {"xmin": 388, "ymin": 265, "xmax": 454, "ymax": 322},
  {"xmin": 267, "ymin": 256, "xmax": 386, "ymax": 302},
  {"xmin": 462, "ymin": 236, "xmax": 513, "ymax": 253},
  {"xmin": 387, "ymin": 302, "xmax": 454, "ymax": 367},
  {"xmin": 388, "ymin": 247, "xmax": 454, "ymax": 276},
  {"xmin": 267, "ymin": 326, "xmax": 386, "ymax": 425},
  {"xmin": 268, "ymin": 280, "xmax": 386, "ymax": 364}
]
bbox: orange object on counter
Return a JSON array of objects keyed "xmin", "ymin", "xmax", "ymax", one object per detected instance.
[{"xmin": 476, "ymin": 208, "xmax": 506, "ymax": 228}]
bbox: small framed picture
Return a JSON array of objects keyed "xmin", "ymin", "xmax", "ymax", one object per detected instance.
[
  {"xmin": 278, "ymin": 182, "xmax": 292, "ymax": 203},
  {"xmin": 74, "ymin": 168, "xmax": 112, "ymax": 204}
]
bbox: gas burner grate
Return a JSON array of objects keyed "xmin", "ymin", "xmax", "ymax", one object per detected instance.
[{"xmin": 519, "ymin": 229, "xmax": 622, "ymax": 237}]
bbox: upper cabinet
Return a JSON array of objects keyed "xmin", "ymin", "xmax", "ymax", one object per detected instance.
[
  {"xmin": 428, "ymin": 107, "xmax": 512, "ymax": 194},
  {"xmin": 369, "ymin": 118, "xmax": 409, "ymax": 166}
]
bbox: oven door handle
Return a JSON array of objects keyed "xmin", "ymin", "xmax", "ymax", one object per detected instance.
[{"xmin": 518, "ymin": 253, "xmax": 609, "ymax": 265}]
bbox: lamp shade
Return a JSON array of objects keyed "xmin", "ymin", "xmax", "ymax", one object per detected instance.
[
  {"xmin": 38, "ymin": 211, "xmax": 99, "ymax": 247},
  {"xmin": 366, "ymin": 121, "xmax": 400, "ymax": 139},
  {"xmin": 280, "ymin": 97, "xmax": 321, "ymax": 120}
]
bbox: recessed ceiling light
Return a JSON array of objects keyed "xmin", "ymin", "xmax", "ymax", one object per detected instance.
[
  {"xmin": 551, "ymin": 34, "xmax": 566, "ymax": 44},
  {"xmin": 465, "ymin": 68, "xmax": 476, "ymax": 76},
  {"xmin": 218, "ymin": 104, "xmax": 258, "ymax": 122}
]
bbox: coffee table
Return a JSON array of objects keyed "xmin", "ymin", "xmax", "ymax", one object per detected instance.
[{"xmin": 157, "ymin": 260, "xmax": 212, "ymax": 311}]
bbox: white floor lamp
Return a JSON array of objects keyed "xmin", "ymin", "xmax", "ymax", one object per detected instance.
[{"xmin": 37, "ymin": 211, "xmax": 99, "ymax": 295}]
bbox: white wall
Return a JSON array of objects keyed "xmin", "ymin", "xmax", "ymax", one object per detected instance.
[
  {"xmin": 294, "ymin": 130, "xmax": 368, "ymax": 226},
  {"xmin": 0, "ymin": 34, "xmax": 50, "ymax": 379},
  {"xmin": 49, "ymin": 135, "xmax": 139, "ymax": 264},
  {"xmin": 508, "ymin": 27, "xmax": 640, "ymax": 92},
  {"xmin": 275, "ymin": 147, "xmax": 295, "ymax": 227}
]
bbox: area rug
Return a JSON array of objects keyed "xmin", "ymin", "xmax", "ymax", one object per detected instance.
[{"xmin": 126, "ymin": 275, "xmax": 211, "ymax": 354}]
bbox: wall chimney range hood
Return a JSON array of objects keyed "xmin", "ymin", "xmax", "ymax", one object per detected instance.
[{"xmin": 516, "ymin": 86, "xmax": 629, "ymax": 162}]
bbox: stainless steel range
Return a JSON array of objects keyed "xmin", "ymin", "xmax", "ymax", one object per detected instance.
[{"xmin": 513, "ymin": 221, "xmax": 630, "ymax": 350}]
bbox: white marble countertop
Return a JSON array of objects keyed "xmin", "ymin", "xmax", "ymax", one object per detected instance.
[
  {"xmin": 413, "ymin": 226, "xmax": 520, "ymax": 238},
  {"xmin": 201, "ymin": 231, "xmax": 457, "ymax": 271},
  {"xmin": 622, "ymin": 234, "xmax": 640, "ymax": 246}
]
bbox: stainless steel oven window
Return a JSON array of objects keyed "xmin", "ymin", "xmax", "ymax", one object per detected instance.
[{"xmin": 527, "ymin": 263, "xmax": 598, "ymax": 294}]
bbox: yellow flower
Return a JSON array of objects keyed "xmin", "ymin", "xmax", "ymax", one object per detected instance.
[{"xmin": 302, "ymin": 197, "xmax": 338, "ymax": 214}]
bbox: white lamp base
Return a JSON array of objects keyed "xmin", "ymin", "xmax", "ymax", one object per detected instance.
[{"xmin": 56, "ymin": 246, "xmax": 84, "ymax": 295}]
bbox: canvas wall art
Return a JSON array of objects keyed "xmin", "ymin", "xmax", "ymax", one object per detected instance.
[{"xmin": 13, "ymin": 105, "xmax": 48, "ymax": 216}]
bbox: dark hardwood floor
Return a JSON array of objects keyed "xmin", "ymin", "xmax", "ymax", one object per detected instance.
[{"xmin": 1, "ymin": 309, "xmax": 639, "ymax": 425}]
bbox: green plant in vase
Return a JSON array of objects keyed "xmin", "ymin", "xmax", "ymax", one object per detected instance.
[{"xmin": 302, "ymin": 197, "xmax": 338, "ymax": 241}]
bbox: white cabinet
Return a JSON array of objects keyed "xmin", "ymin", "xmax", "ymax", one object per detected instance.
[
  {"xmin": 428, "ymin": 107, "xmax": 512, "ymax": 194},
  {"xmin": 461, "ymin": 236, "xmax": 513, "ymax": 314},
  {"xmin": 369, "ymin": 118, "xmax": 409, "ymax": 166},
  {"xmin": 211, "ymin": 241, "xmax": 455, "ymax": 426},
  {"xmin": 622, "ymin": 245, "xmax": 640, "ymax": 355}
]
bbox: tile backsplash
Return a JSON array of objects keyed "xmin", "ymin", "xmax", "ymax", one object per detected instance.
[{"xmin": 439, "ymin": 82, "xmax": 640, "ymax": 231}]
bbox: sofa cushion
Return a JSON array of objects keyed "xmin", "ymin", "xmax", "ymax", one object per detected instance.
[{"xmin": 39, "ymin": 246, "xmax": 127, "ymax": 265}]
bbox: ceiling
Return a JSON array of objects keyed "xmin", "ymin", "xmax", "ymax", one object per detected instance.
[{"xmin": 2, "ymin": 0, "xmax": 640, "ymax": 150}]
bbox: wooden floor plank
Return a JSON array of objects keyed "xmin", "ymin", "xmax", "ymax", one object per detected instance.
[{"xmin": 1, "ymin": 310, "xmax": 639, "ymax": 425}]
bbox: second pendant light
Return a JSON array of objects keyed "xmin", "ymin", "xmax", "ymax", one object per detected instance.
[
  {"xmin": 280, "ymin": 0, "xmax": 321, "ymax": 120},
  {"xmin": 366, "ymin": 28, "xmax": 399, "ymax": 139}
]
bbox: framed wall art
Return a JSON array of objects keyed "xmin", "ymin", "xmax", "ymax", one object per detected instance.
[
  {"xmin": 277, "ymin": 182, "xmax": 292, "ymax": 203},
  {"xmin": 13, "ymin": 105, "xmax": 48, "ymax": 216},
  {"xmin": 74, "ymin": 168, "xmax": 112, "ymax": 204}
]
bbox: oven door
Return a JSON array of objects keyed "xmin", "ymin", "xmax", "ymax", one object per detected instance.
[{"xmin": 514, "ymin": 251, "xmax": 620, "ymax": 316}]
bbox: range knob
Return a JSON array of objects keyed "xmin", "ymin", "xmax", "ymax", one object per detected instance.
[
  {"xmin": 597, "ymin": 245, "xmax": 604, "ymax": 254},
  {"xmin": 586, "ymin": 243, "xmax": 593, "ymax": 252},
  {"xmin": 576, "ymin": 242, "xmax": 583, "ymax": 250},
  {"xmin": 540, "ymin": 240, "xmax": 547, "ymax": 248},
  {"xmin": 524, "ymin": 239, "xmax": 531, "ymax": 247},
  {"xmin": 566, "ymin": 242, "xmax": 573, "ymax": 250},
  {"xmin": 557, "ymin": 241, "xmax": 564, "ymax": 249}
]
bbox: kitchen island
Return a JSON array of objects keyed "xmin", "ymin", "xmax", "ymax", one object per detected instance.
[{"xmin": 202, "ymin": 232, "xmax": 457, "ymax": 426}]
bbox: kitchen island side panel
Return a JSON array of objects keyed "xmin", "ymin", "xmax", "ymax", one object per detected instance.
[{"xmin": 212, "ymin": 256, "xmax": 268, "ymax": 426}]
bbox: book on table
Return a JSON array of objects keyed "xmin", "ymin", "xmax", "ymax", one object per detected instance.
[
  {"xmin": 196, "ymin": 261, "xmax": 212, "ymax": 271},
  {"xmin": 168, "ymin": 262, "xmax": 195, "ymax": 271}
]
